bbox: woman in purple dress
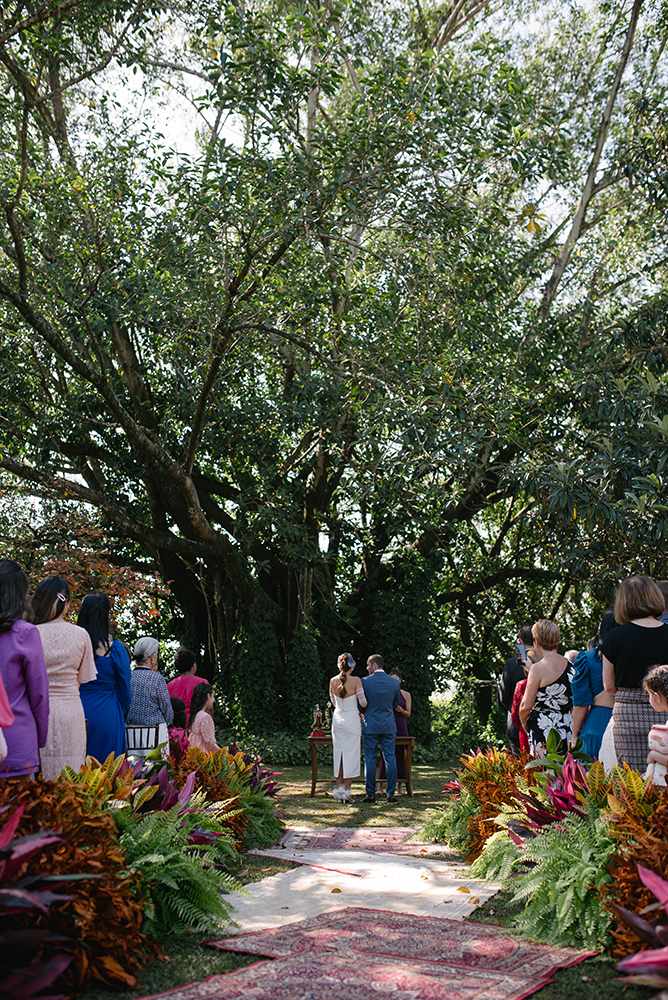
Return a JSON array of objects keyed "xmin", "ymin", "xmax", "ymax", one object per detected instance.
[
  {"xmin": 0, "ymin": 560, "xmax": 49, "ymax": 778},
  {"xmin": 378, "ymin": 668, "xmax": 412, "ymax": 794}
]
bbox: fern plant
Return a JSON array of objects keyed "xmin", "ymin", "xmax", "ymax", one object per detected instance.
[
  {"xmin": 469, "ymin": 803, "xmax": 527, "ymax": 881},
  {"xmin": 509, "ymin": 805, "xmax": 615, "ymax": 947},
  {"xmin": 421, "ymin": 788, "xmax": 480, "ymax": 851},
  {"xmin": 119, "ymin": 802, "xmax": 245, "ymax": 936}
]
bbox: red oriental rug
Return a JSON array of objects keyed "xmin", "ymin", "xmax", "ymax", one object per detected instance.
[
  {"xmin": 143, "ymin": 949, "xmax": 582, "ymax": 1000},
  {"xmin": 205, "ymin": 907, "xmax": 593, "ymax": 975},
  {"xmin": 181, "ymin": 908, "xmax": 595, "ymax": 1000},
  {"xmin": 271, "ymin": 825, "xmax": 453, "ymax": 857}
]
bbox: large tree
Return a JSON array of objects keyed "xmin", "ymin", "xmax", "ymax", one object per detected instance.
[{"xmin": 3, "ymin": 0, "xmax": 668, "ymax": 735}]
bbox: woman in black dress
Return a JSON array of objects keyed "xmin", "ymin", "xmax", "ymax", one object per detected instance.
[{"xmin": 602, "ymin": 576, "xmax": 668, "ymax": 771}]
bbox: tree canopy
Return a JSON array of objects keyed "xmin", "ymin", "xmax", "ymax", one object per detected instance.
[{"xmin": 3, "ymin": 0, "xmax": 668, "ymax": 735}]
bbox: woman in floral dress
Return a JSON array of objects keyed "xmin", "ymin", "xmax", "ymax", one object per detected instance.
[{"xmin": 519, "ymin": 619, "xmax": 572, "ymax": 756}]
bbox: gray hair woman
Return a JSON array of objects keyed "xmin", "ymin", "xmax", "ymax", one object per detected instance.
[{"xmin": 125, "ymin": 636, "xmax": 173, "ymax": 757}]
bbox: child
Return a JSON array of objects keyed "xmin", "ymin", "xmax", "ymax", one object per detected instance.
[
  {"xmin": 168, "ymin": 697, "xmax": 190, "ymax": 761},
  {"xmin": 188, "ymin": 682, "xmax": 219, "ymax": 755},
  {"xmin": 643, "ymin": 664, "xmax": 668, "ymax": 786}
]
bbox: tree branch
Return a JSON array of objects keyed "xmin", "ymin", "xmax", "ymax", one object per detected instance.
[
  {"xmin": 437, "ymin": 567, "xmax": 569, "ymax": 605},
  {"xmin": 540, "ymin": 0, "xmax": 643, "ymax": 318}
]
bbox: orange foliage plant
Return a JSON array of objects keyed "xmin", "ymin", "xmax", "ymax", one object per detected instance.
[
  {"xmin": 170, "ymin": 746, "xmax": 250, "ymax": 847},
  {"xmin": 600, "ymin": 771, "xmax": 668, "ymax": 958},
  {"xmin": 0, "ymin": 776, "xmax": 160, "ymax": 990},
  {"xmin": 457, "ymin": 747, "xmax": 536, "ymax": 862}
]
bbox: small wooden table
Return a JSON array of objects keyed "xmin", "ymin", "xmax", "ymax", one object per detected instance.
[{"xmin": 308, "ymin": 734, "xmax": 416, "ymax": 797}]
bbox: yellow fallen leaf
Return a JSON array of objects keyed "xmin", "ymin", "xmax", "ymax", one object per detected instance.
[
  {"xmin": 421, "ymin": 875, "xmax": 428, "ymax": 879},
  {"xmin": 331, "ymin": 888, "xmax": 342, "ymax": 893},
  {"xmin": 456, "ymin": 886, "xmax": 470, "ymax": 893},
  {"xmin": 469, "ymin": 896, "xmax": 480, "ymax": 904}
]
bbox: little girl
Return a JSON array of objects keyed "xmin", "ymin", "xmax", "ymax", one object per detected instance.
[
  {"xmin": 188, "ymin": 682, "xmax": 219, "ymax": 755},
  {"xmin": 642, "ymin": 664, "xmax": 668, "ymax": 785},
  {"xmin": 168, "ymin": 697, "xmax": 190, "ymax": 761}
]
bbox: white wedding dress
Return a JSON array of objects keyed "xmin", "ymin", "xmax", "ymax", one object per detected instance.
[{"xmin": 331, "ymin": 692, "xmax": 362, "ymax": 779}]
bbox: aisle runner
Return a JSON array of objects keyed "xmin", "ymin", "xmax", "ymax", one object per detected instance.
[
  {"xmin": 248, "ymin": 846, "xmax": 467, "ymax": 878},
  {"xmin": 227, "ymin": 854, "xmax": 497, "ymax": 930}
]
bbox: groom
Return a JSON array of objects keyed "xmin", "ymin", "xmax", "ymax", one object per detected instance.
[{"xmin": 360, "ymin": 654, "xmax": 401, "ymax": 803}]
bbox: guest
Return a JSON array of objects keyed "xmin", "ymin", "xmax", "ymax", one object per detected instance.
[
  {"xmin": 168, "ymin": 697, "xmax": 190, "ymax": 761},
  {"xmin": 642, "ymin": 664, "xmax": 668, "ymax": 784},
  {"xmin": 188, "ymin": 682, "xmax": 219, "ymax": 754},
  {"xmin": 78, "ymin": 592, "xmax": 132, "ymax": 760},
  {"xmin": 167, "ymin": 648, "xmax": 203, "ymax": 718},
  {"xmin": 602, "ymin": 575, "xmax": 668, "ymax": 771},
  {"xmin": 0, "ymin": 672, "xmax": 14, "ymax": 766},
  {"xmin": 378, "ymin": 668, "xmax": 411, "ymax": 795},
  {"xmin": 126, "ymin": 636, "xmax": 173, "ymax": 755},
  {"xmin": 499, "ymin": 625, "xmax": 534, "ymax": 755},
  {"xmin": 569, "ymin": 610, "xmax": 617, "ymax": 760},
  {"xmin": 511, "ymin": 656, "xmax": 534, "ymax": 755},
  {"xmin": 519, "ymin": 619, "xmax": 572, "ymax": 756},
  {"xmin": 0, "ymin": 560, "xmax": 49, "ymax": 777},
  {"xmin": 33, "ymin": 576, "xmax": 97, "ymax": 779},
  {"xmin": 329, "ymin": 653, "xmax": 366, "ymax": 802},
  {"xmin": 658, "ymin": 581, "xmax": 668, "ymax": 624},
  {"xmin": 564, "ymin": 649, "xmax": 578, "ymax": 681}
]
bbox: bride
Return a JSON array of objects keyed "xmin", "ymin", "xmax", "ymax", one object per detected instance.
[{"xmin": 329, "ymin": 653, "xmax": 367, "ymax": 802}]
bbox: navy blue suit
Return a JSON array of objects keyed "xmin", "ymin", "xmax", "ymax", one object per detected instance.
[{"xmin": 361, "ymin": 670, "xmax": 401, "ymax": 797}]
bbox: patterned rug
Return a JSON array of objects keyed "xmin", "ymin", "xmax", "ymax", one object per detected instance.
[
  {"xmin": 205, "ymin": 907, "xmax": 594, "ymax": 976},
  {"xmin": 262, "ymin": 825, "xmax": 454, "ymax": 857},
  {"xmin": 143, "ymin": 950, "xmax": 573, "ymax": 1000}
]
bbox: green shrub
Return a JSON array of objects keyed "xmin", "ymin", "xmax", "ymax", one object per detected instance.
[{"xmin": 221, "ymin": 729, "xmax": 330, "ymax": 767}]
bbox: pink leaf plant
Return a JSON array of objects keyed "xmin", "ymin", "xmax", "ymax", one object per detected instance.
[{"xmin": 615, "ymin": 866, "xmax": 668, "ymax": 986}]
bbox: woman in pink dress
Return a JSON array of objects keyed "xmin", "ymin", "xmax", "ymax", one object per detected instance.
[
  {"xmin": 33, "ymin": 576, "xmax": 97, "ymax": 779},
  {"xmin": 188, "ymin": 683, "xmax": 219, "ymax": 754}
]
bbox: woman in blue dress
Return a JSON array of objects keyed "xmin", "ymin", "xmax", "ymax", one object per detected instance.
[
  {"xmin": 77, "ymin": 592, "xmax": 131, "ymax": 761},
  {"xmin": 569, "ymin": 610, "xmax": 618, "ymax": 760}
]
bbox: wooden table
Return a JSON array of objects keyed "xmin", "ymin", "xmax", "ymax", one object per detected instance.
[{"xmin": 308, "ymin": 734, "xmax": 416, "ymax": 797}]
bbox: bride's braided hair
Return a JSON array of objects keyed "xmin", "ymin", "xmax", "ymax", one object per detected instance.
[
  {"xmin": 337, "ymin": 653, "xmax": 350, "ymax": 697},
  {"xmin": 644, "ymin": 664, "xmax": 668, "ymax": 703}
]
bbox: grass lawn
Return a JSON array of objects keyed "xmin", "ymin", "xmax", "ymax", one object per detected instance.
[
  {"xmin": 78, "ymin": 760, "xmax": 656, "ymax": 1000},
  {"xmin": 272, "ymin": 761, "xmax": 452, "ymax": 828}
]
